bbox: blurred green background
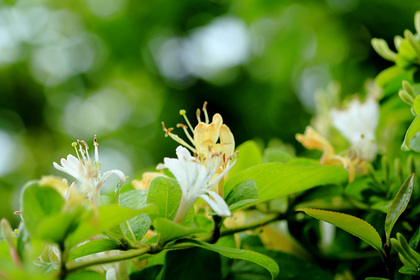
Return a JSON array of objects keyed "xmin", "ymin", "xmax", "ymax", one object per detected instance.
[{"xmin": 0, "ymin": 0, "xmax": 419, "ymax": 226}]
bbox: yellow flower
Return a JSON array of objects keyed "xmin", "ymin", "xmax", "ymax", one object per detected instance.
[
  {"xmin": 163, "ymin": 102, "xmax": 235, "ymax": 164},
  {"xmin": 162, "ymin": 102, "xmax": 236, "ymax": 196},
  {"xmin": 296, "ymin": 126, "xmax": 366, "ymax": 183},
  {"xmin": 132, "ymin": 172, "xmax": 167, "ymax": 190}
]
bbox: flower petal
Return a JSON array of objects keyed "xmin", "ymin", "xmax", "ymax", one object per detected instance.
[{"xmin": 199, "ymin": 190, "xmax": 231, "ymax": 217}]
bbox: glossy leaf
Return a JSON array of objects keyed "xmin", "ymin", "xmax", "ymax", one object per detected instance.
[
  {"xmin": 229, "ymin": 140, "xmax": 263, "ymax": 177},
  {"xmin": 229, "ymin": 249, "xmax": 334, "ymax": 280},
  {"xmin": 385, "ymin": 173, "xmax": 414, "ymax": 245},
  {"xmin": 225, "ymin": 179, "xmax": 259, "ymax": 211},
  {"xmin": 65, "ymin": 204, "xmax": 157, "ymax": 250},
  {"xmin": 225, "ymin": 163, "xmax": 348, "ymax": 202},
  {"xmin": 174, "ymin": 239, "xmax": 279, "ymax": 279},
  {"xmin": 21, "ymin": 183, "xmax": 65, "ymax": 241},
  {"xmin": 147, "ymin": 177, "xmax": 193, "ymax": 225},
  {"xmin": 399, "ymin": 265, "xmax": 420, "ymax": 276},
  {"xmin": 68, "ymin": 238, "xmax": 120, "ymax": 261},
  {"xmin": 119, "ymin": 190, "xmax": 151, "ymax": 242},
  {"xmin": 402, "ymin": 115, "xmax": 420, "ymax": 151},
  {"xmin": 298, "ymin": 208, "xmax": 383, "ymax": 253},
  {"xmin": 153, "ymin": 218, "xmax": 204, "ymax": 244}
]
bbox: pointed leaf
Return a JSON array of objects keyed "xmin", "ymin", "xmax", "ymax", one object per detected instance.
[
  {"xmin": 385, "ymin": 174, "xmax": 414, "ymax": 245},
  {"xmin": 225, "ymin": 163, "xmax": 348, "ymax": 202},
  {"xmin": 174, "ymin": 239, "xmax": 279, "ymax": 279},
  {"xmin": 225, "ymin": 180, "xmax": 259, "ymax": 211},
  {"xmin": 297, "ymin": 208, "xmax": 383, "ymax": 253},
  {"xmin": 229, "ymin": 140, "xmax": 263, "ymax": 176},
  {"xmin": 402, "ymin": 115, "xmax": 420, "ymax": 151},
  {"xmin": 65, "ymin": 204, "xmax": 157, "ymax": 249},
  {"xmin": 68, "ymin": 238, "xmax": 120, "ymax": 261},
  {"xmin": 119, "ymin": 190, "xmax": 151, "ymax": 242},
  {"xmin": 147, "ymin": 177, "xmax": 193, "ymax": 225},
  {"xmin": 22, "ymin": 183, "xmax": 65, "ymax": 238},
  {"xmin": 153, "ymin": 218, "xmax": 204, "ymax": 244}
]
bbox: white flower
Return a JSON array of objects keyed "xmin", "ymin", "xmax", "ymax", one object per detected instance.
[
  {"xmin": 53, "ymin": 136, "xmax": 126, "ymax": 204},
  {"xmin": 330, "ymin": 97, "xmax": 380, "ymax": 161},
  {"xmin": 158, "ymin": 146, "xmax": 236, "ymax": 223}
]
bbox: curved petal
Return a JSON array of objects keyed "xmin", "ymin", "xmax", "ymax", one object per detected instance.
[{"xmin": 199, "ymin": 190, "xmax": 231, "ymax": 217}]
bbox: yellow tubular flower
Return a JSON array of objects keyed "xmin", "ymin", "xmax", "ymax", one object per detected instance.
[
  {"xmin": 162, "ymin": 102, "xmax": 237, "ymax": 196},
  {"xmin": 296, "ymin": 126, "xmax": 365, "ymax": 183}
]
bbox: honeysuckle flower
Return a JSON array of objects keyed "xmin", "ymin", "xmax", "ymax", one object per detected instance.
[
  {"xmin": 162, "ymin": 102, "xmax": 235, "ymax": 171},
  {"xmin": 53, "ymin": 136, "xmax": 126, "ymax": 204},
  {"xmin": 296, "ymin": 126, "xmax": 366, "ymax": 182},
  {"xmin": 329, "ymin": 97, "xmax": 380, "ymax": 161},
  {"xmin": 132, "ymin": 172, "xmax": 167, "ymax": 190},
  {"xmin": 157, "ymin": 146, "xmax": 236, "ymax": 224}
]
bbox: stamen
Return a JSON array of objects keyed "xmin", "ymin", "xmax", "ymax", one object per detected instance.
[
  {"xmin": 81, "ymin": 140, "xmax": 91, "ymax": 161},
  {"xmin": 77, "ymin": 140, "xmax": 87, "ymax": 162},
  {"xmin": 162, "ymin": 122, "xmax": 174, "ymax": 137},
  {"xmin": 72, "ymin": 142, "xmax": 81, "ymax": 160},
  {"xmin": 177, "ymin": 123, "xmax": 195, "ymax": 145},
  {"xmin": 196, "ymin": 108, "xmax": 201, "ymax": 123},
  {"xmin": 163, "ymin": 122, "xmax": 196, "ymax": 152},
  {"xmin": 94, "ymin": 135, "xmax": 99, "ymax": 163},
  {"xmin": 203, "ymin": 101, "xmax": 209, "ymax": 124},
  {"xmin": 179, "ymin": 109, "xmax": 195, "ymax": 133}
]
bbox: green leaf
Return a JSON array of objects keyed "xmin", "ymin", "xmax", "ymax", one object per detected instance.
[
  {"xmin": 225, "ymin": 179, "xmax": 259, "ymax": 211},
  {"xmin": 35, "ymin": 209, "xmax": 82, "ymax": 244},
  {"xmin": 65, "ymin": 270, "xmax": 105, "ymax": 280},
  {"xmin": 147, "ymin": 177, "xmax": 193, "ymax": 226},
  {"xmin": 229, "ymin": 249, "xmax": 334, "ymax": 280},
  {"xmin": 399, "ymin": 264, "xmax": 420, "ymax": 276},
  {"xmin": 229, "ymin": 140, "xmax": 263, "ymax": 176},
  {"xmin": 413, "ymin": 95, "xmax": 420, "ymax": 115},
  {"xmin": 385, "ymin": 174, "xmax": 414, "ymax": 245},
  {"xmin": 68, "ymin": 238, "xmax": 120, "ymax": 261},
  {"xmin": 65, "ymin": 204, "xmax": 157, "ymax": 250},
  {"xmin": 263, "ymin": 147, "xmax": 294, "ymax": 163},
  {"xmin": 402, "ymin": 115, "xmax": 420, "ymax": 151},
  {"xmin": 225, "ymin": 163, "xmax": 348, "ymax": 202},
  {"xmin": 297, "ymin": 208, "xmax": 383, "ymax": 253},
  {"xmin": 153, "ymin": 218, "xmax": 204, "ymax": 244},
  {"xmin": 174, "ymin": 239, "xmax": 279, "ymax": 279},
  {"xmin": 21, "ymin": 183, "xmax": 65, "ymax": 240},
  {"xmin": 119, "ymin": 190, "xmax": 151, "ymax": 242}
]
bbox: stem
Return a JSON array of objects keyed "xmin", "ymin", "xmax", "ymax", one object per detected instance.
[
  {"xmin": 383, "ymin": 244, "xmax": 394, "ymax": 280},
  {"xmin": 66, "ymin": 212, "xmax": 287, "ymax": 274},
  {"xmin": 66, "ymin": 245, "xmax": 151, "ymax": 274},
  {"xmin": 220, "ymin": 213, "xmax": 286, "ymax": 237}
]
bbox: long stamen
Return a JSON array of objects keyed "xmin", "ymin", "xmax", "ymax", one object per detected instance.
[
  {"xmin": 72, "ymin": 142, "xmax": 80, "ymax": 160},
  {"xmin": 162, "ymin": 122, "xmax": 197, "ymax": 153},
  {"xmin": 196, "ymin": 108, "xmax": 201, "ymax": 123},
  {"xmin": 77, "ymin": 140, "xmax": 87, "ymax": 162},
  {"xmin": 94, "ymin": 135, "xmax": 99, "ymax": 163},
  {"xmin": 179, "ymin": 109, "xmax": 195, "ymax": 133},
  {"xmin": 81, "ymin": 140, "xmax": 90, "ymax": 161},
  {"xmin": 177, "ymin": 124, "xmax": 195, "ymax": 145},
  {"xmin": 203, "ymin": 101, "xmax": 209, "ymax": 124}
]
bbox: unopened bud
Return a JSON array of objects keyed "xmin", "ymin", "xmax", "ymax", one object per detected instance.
[{"xmin": 371, "ymin": 38, "xmax": 398, "ymax": 61}]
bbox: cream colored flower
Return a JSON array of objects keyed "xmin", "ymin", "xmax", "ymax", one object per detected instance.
[
  {"xmin": 53, "ymin": 136, "xmax": 126, "ymax": 204},
  {"xmin": 162, "ymin": 102, "xmax": 235, "ymax": 170},
  {"xmin": 296, "ymin": 126, "xmax": 366, "ymax": 183},
  {"xmin": 157, "ymin": 146, "xmax": 236, "ymax": 223},
  {"xmin": 330, "ymin": 97, "xmax": 380, "ymax": 161}
]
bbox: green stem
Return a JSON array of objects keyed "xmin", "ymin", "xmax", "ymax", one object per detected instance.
[
  {"xmin": 66, "ymin": 245, "xmax": 151, "ymax": 274},
  {"xmin": 66, "ymin": 213, "xmax": 287, "ymax": 274}
]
